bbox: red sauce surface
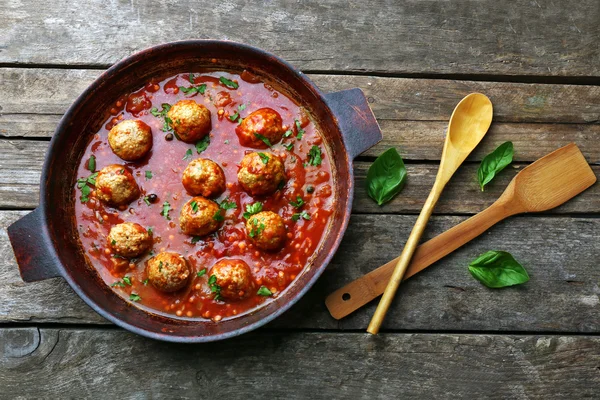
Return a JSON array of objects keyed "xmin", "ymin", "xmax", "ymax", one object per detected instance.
[{"xmin": 74, "ymin": 71, "xmax": 335, "ymax": 321}]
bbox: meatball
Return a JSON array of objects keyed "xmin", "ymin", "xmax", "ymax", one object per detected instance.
[
  {"xmin": 107, "ymin": 119, "xmax": 152, "ymax": 161},
  {"xmin": 167, "ymin": 99, "xmax": 211, "ymax": 143},
  {"xmin": 107, "ymin": 222, "xmax": 152, "ymax": 258},
  {"xmin": 146, "ymin": 252, "xmax": 190, "ymax": 293},
  {"xmin": 95, "ymin": 164, "xmax": 140, "ymax": 206},
  {"xmin": 236, "ymin": 108, "xmax": 284, "ymax": 148},
  {"xmin": 210, "ymin": 259, "xmax": 254, "ymax": 300},
  {"xmin": 179, "ymin": 196, "xmax": 223, "ymax": 236},
  {"xmin": 237, "ymin": 152, "xmax": 286, "ymax": 196},
  {"xmin": 245, "ymin": 211, "xmax": 287, "ymax": 251},
  {"xmin": 182, "ymin": 158, "xmax": 226, "ymax": 198}
]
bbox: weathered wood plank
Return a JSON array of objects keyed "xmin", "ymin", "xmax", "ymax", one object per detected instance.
[
  {"xmin": 4, "ymin": 113, "xmax": 600, "ymax": 164},
  {"xmin": 2, "ymin": 140, "xmax": 598, "ymax": 212},
  {"xmin": 2, "ymin": 0, "xmax": 599, "ymax": 77},
  {"xmin": 2, "ymin": 211, "xmax": 599, "ymax": 332},
  {"xmin": 2, "ymin": 69, "xmax": 600, "ymax": 123},
  {"xmin": 1, "ymin": 328, "xmax": 599, "ymax": 399}
]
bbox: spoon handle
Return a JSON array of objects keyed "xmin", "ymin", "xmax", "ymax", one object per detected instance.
[
  {"xmin": 366, "ymin": 183, "xmax": 443, "ymax": 334},
  {"xmin": 326, "ymin": 200, "xmax": 513, "ymax": 320}
]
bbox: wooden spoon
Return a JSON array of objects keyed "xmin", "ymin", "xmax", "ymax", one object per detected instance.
[
  {"xmin": 327, "ymin": 143, "xmax": 596, "ymax": 320},
  {"xmin": 366, "ymin": 93, "xmax": 493, "ymax": 334}
]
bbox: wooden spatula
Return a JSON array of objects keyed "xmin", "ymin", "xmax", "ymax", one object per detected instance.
[{"xmin": 326, "ymin": 143, "xmax": 596, "ymax": 320}]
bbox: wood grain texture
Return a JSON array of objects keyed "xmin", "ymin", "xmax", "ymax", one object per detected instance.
[
  {"xmin": 1, "ymin": 328, "xmax": 600, "ymax": 399},
  {"xmin": 3, "ymin": 69, "xmax": 600, "ymax": 124},
  {"xmin": 2, "ymin": 0, "xmax": 600, "ymax": 77},
  {"xmin": 1, "ymin": 139, "xmax": 598, "ymax": 213},
  {"xmin": 2, "ymin": 211, "xmax": 600, "ymax": 332}
]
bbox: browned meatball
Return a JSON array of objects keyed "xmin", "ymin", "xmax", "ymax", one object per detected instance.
[
  {"xmin": 108, "ymin": 119, "xmax": 152, "ymax": 161},
  {"xmin": 95, "ymin": 164, "xmax": 140, "ymax": 206},
  {"xmin": 167, "ymin": 99, "xmax": 211, "ymax": 143},
  {"xmin": 236, "ymin": 108, "xmax": 284, "ymax": 148},
  {"xmin": 107, "ymin": 222, "xmax": 152, "ymax": 258},
  {"xmin": 246, "ymin": 211, "xmax": 286, "ymax": 251},
  {"xmin": 237, "ymin": 152, "xmax": 286, "ymax": 196},
  {"xmin": 182, "ymin": 158, "xmax": 226, "ymax": 198},
  {"xmin": 146, "ymin": 252, "xmax": 190, "ymax": 293},
  {"xmin": 210, "ymin": 259, "xmax": 254, "ymax": 300},
  {"xmin": 179, "ymin": 197, "xmax": 223, "ymax": 236}
]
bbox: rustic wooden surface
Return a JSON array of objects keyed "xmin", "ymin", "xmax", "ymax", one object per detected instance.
[{"xmin": 1, "ymin": 0, "xmax": 599, "ymax": 398}]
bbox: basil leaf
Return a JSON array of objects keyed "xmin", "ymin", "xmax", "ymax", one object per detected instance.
[
  {"xmin": 366, "ymin": 148, "xmax": 407, "ymax": 206},
  {"xmin": 468, "ymin": 250, "xmax": 530, "ymax": 288},
  {"xmin": 477, "ymin": 141, "xmax": 514, "ymax": 191}
]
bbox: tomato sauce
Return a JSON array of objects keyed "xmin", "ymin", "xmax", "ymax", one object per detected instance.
[{"xmin": 74, "ymin": 70, "xmax": 335, "ymax": 321}]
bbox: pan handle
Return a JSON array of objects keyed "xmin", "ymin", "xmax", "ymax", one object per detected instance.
[
  {"xmin": 324, "ymin": 88, "xmax": 382, "ymax": 159},
  {"xmin": 7, "ymin": 208, "xmax": 61, "ymax": 282}
]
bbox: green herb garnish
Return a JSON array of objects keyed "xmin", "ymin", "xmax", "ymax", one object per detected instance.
[
  {"xmin": 478, "ymin": 141, "xmax": 514, "ymax": 191},
  {"xmin": 161, "ymin": 201, "xmax": 171, "ymax": 220},
  {"xmin": 189, "ymin": 72, "xmax": 195, "ymax": 84},
  {"xmin": 258, "ymin": 152, "xmax": 270, "ymax": 164},
  {"xmin": 254, "ymin": 133, "xmax": 272, "ymax": 147},
  {"xmin": 292, "ymin": 211, "xmax": 311, "ymax": 222},
  {"xmin": 283, "ymin": 130, "xmax": 293, "ymax": 138},
  {"xmin": 191, "ymin": 236, "xmax": 201, "ymax": 244},
  {"xmin": 213, "ymin": 210, "xmax": 225, "ymax": 222},
  {"xmin": 307, "ymin": 145, "xmax": 322, "ymax": 166},
  {"xmin": 219, "ymin": 76, "xmax": 239, "ymax": 89},
  {"xmin": 468, "ymin": 250, "xmax": 530, "ymax": 288},
  {"xmin": 366, "ymin": 148, "xmax": 407, "ymax": 206},
  {"xmin": 283, "ymin": 143, "xmax": 294, "ymax": 151},
  {"xmin": 248, "ymin": 217, "xmax": 266, "ymax": 238},
  {"xmin": 76, "ymin": 172, "xmax": 99, "ymax": 203},
  {"xmin": 87, "ymin": 155, "xmax": 96, "ymax": 172},
  {"xmin": 111, "ymin": 281, "xmax": 125, "ymax": 288},
  {"xmin": 142, "ymin": 279, "xmax": 149, "ymax": 285},
  {"xmin": 150, "ymin": 103, "xmax": 171, "ymax": 118},
  {"xmin": 257, "ymin": 286, "xmax": 272, "ymax": 296},
  {"xmin": 195, "ymin": 136, "xmax": 210, "ymax": 153},
  {"xmin": 290, "ymin": 196, "xmax": 305, "ymax": 208},
  {"xmin": 129, "ymin": 293, "xmax": 142, "ymax": 302},
  {"xmin": 122, "ymin": 276, "xmax": 132, "ymax": 286},
  {"xmin": 208, "ymin": 274, "xmax": 222, "ymax": 300},
  {"xmin": 190, "ymin": 200, "xmax": 199, "ymax": 213},
  {"xmin": 243, "ymin": 202, "xmax": 263, "ymax": 219},
  {"xmin": 183, "ymin": 148, "xmax": 193, "ymax": 160},
  {"xmin": 143, "ymin": 196, "xmax": 151, "ymax": 206},
  {"xmin": 145, "ymin": 170, "xmax": 152, "ymax": 180},
  {"xmin": 197, "ymin": 268, "xmax": 207, "ymax": 277},
  {"xmin": 295, "ymin": 120, "xmax": 304, "ymax": 140},
  {"xmin": 180, "ymin": 84, "xmax": 207, "ymax": 95},
  {"xmin": 219, "ymin": 199, "xmax": 237, "ymax": 210}
]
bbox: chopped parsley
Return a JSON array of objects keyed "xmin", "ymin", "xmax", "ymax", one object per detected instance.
[
  {"xmin": 219, "ymin": 198, "xmax": 237, "ymax": 210},
  {"xmin": 290, "ymin": 196, "xmax": 305, "ymax": 208},
  {"xmin": 122, "ymin": 276, "xmax": 132, "ymax": 286},
  {"xmin": 197, "ymin": 268, "xmax": 207, "ymax": 277},
  {"xmin": 254, "ymin": 133, "xmax": 272, "ymax": 147},
  {"xmin": 189, "ymin": 72, "xmax": 195, "ymax": 84},
  {"xmin": 238, "ymin": 103, "xmax": 247, "ymax": 111},
  {"xmin": 158, "ymin": 261, "xmax": 164, "ymax": 272},
  {"xmin": 179, "ymin": 84, "xmax": 207, "ymax": 95},
  {"xmin": 283, "ymin": 129, "xmax": 293, "ymax": 138},
  {"xmin": 224, "ymin": 140, "xmax": 229, "ymax": 144},
  {"xmin": 145, "ymin": 170, "xmax": 152, "ymax": 180},
  {"xmin": 213, "ymin": 210, "xmax": 225, "ymax": 222},
  {"xmin": 111, "ymin": 281, "xmax": 125, "ymax": 288},
  {"xmin": 243, "ymin": 202, "xmax": 263, "ymax": 219},
  {"xmin": 292, "ymin": 210, "xmax": 311, "ymax": 222},
  {"xmin": 190, "ymin": 200, "xmax": 199, "ymax": 213},
  {"xmin": 161, "ymin": 202, "xmax": 171, "ymax": 220},
  {"xmin": 249, "ymin": 217, "xmax": 266, "ymax": 238},
  {"xmin": 295, "ymin": 119, "xmax": 305, "ymax": 140},
  {"xmin": 183, "ymin": 148, "xmax": 193, "ymax": 160},
  {"xmin": 163, "ymin": 116, "xmax": 174, "ymax": 133},
  {"xmin": 283, "ymin": 143, "xmax": 294, "ymax": 151},
  {"xmin": 147, "ymin": 227, "xmax": 153, "ymax": 235},
  {"xmin": 208, "ymin": 274, "xmax": 222, "ymax": 300},
  {"xmin": 111, "ymin": 239, "xmax": 117, "ymax": 246},
  {"xmin": 257, "ymin": 152, "xmax": 270, "ymax": 164},
  {"xmin": 76, "ymin": 172, "xmax": 98, "ymax": 203},
  {"xmin": 219, "ymin": 76, "xmax": 239, "ymax": 89},
  {"xmin": 87, "ymin": 155, "xmax": 96, "ymax": 172},
  {"xmin": 191, "ymin": 236, "xmax": 201, "ymax": 244},
  {"xmin": 142, "ymin": 279, "xmax": 149, "ymax": 285},
  {"xmin": 257, "ymin": 286, "xmax": 273, "ymax": 296},
  {"xmin": 195, "ymin": 136, "xmax": 210, "ymax": 153},
  {"xmin": 229, "ymin": 111, "xmax": 240, "ymax": 122},
  {"xmin": 150, "ymin": 103, "xmax": 171, "ymax": 118},
  {"xmin": 143, "ymin": 196, "xmax": 151, "ymax": 206},
  {"xmin": 307, "ymin": 145, "xmax": 323, "ymax": 166},
  {"xmin": 111, "ymin": 276, "xmax": 132, "ymax": 287},
  {"xmin": 129, "ymin": 293, "xmax": 142, "ymax": 302}
]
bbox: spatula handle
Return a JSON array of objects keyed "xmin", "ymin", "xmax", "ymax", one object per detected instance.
[{"xmin": 326, "ymin": 202, "xmax": 510, "ymax": 320}]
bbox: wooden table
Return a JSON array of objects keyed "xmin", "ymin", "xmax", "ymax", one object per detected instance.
[{"xmin": 1, "ymin": 1, "xmax": 599, "ymax": 397}]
